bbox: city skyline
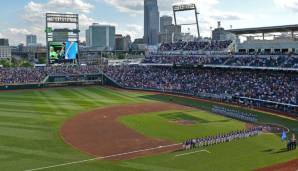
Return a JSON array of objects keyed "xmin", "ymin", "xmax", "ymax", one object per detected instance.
[{"xmin": 0, "ymin": 0, "xmax": 298, "ymax": 45}]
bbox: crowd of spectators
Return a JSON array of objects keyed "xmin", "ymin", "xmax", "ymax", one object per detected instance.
[
  {"xmin": 225, "ymin": 55, "xmax": 298, "ymax": 68},
  {"xmin": 0, "ymin": 65, "xmax": 101, "ymax": 85},
  {"xmin": 105, "ymin": 66, "xmax": 298, "ymax": 106},
  {"xmin": 143, "ymin": 54, "xmax": 225, "ymax": 65},
  {"xmin": 143, "ymin": 53, "xmax": 298, "ymax": 68},
  {"xmin": 159, "ymin": 40, "xmax": 233, "ymax": 51},
  {"xmin": 0, "ymin": 68, "xmax": 47, "ymax": 85}
]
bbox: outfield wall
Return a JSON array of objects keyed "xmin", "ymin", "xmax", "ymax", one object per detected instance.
[{"xmin": 0, "ymin": 81, "xmax": 102, "ymax": 91}]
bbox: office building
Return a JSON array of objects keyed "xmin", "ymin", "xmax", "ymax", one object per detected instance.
[
  {"xmin": 160, "ymin": 24, "xmax": 182, "ymax": 43},
  {"xmin": 0, "ymin": 39, "xmax": 9, "ymax": 46},
  {"xmin": 0, "ymin": 46, "xmax": 11, "ymax": 59},
  {"xmin": 86, "ymin": 23, "xmax": 115, "ymax": 50},
  {"xmin": 86, "ymin": 29, "xmax": 90, "ymax": 47},
  {"xmin": 26, "ymin": 35, "xmax": 37, "ymax": 46},
  {"xmin": 160, "ymin": 15, "xmax": 172, "ymax": 33},
  {"xmin": 115, "ymin": 34, "xmax": 131, "ymax": 51}
]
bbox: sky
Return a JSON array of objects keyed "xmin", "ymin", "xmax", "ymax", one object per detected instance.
[{"xmin": 0, "ymin": 0, "xmax": 298, "ymax": 45}]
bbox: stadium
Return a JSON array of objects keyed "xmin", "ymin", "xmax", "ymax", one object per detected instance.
[{"xmin": 1, "ymin": 2, "xmax": 298, "ymax": 171}]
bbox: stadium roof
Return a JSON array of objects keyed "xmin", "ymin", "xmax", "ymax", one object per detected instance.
[{"xmin": 226, "ymin": 24, "xmax": 298, "ymax": 35}]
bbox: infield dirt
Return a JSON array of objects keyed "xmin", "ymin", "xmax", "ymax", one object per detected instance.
[
  {"xmin": 255, "ymin": 158, "xmax": 298, "ymax": 171},
  {"xmin": 60, "ymin": 102, "xmax": 192, "ymax": 160}
]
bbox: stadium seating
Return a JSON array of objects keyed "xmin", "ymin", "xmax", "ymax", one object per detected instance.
[
  {"xmin": 105, "ymin": 65, "xmax": 298, "ymax": 111},
  {"xmin": 143, "ymin": 53, "xmax": 298, "ymax": 69},
  {"xmin": 159, "ymin": 40, "xmax": 233, "ymax": 51},
  {"xmin": 0, "ymin": 65, "xmax": 101, "ymax": 85}
]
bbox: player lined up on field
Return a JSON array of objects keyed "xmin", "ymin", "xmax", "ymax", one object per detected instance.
[
  {"xmin": 182, "ymin": 127, "xmax": 262, "ymax": 150},
  {"xmin": 212, "ymin": 106, "xmax": 258, "ymax": 123}
]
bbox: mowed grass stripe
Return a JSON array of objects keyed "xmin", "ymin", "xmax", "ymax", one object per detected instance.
[
  {"xmin": 0, "ymin": 110, "xmax": 65, "ymax": 120},
  {"xmin": 0, "ymin": 121, "xmax": 51, "ymax": 131},
  {"xmin": 0, "ymin": 126, "xmax": 50, "ymax": 140},
  {"xmin": 36, "ymin": 91, "xmax": 79, "ymax": 114},
  {"xmin": 0, "ymin": 108, "xmax": 65, "ymax": 116},
  {"xmin": 73, "ymin": 88, "xmax": 120, "ymax": 105},
  {"xmin": 51, "ymin": 88, "xmax": 111, "ymax": 110},
  {"xmin": 84, "ymin": 87, "xmax": 125, "ymax": 103},
  {"xmin": 59, "ymin": 88, "xmax": 100, "ymax": 108},
  {"xmin": 0, "ymin": 112, "xmax": 55, "ymax": 126},
  {"xmin": 88, "ymin": 87, "xmax": 146, "ymax": 104},
  {"xmin": 48, "ymin": 89, "xmax": 94, "ymax": 109},
  {"xmin": 0, "ymin": 145, "xmax": 77, "ymax": 161},
  {"xmin": 0, "ymin": 98, "xmax": 84, "ymax": 111},
  {"xmin": 84, "ymin": 87, "xmax": 127, "ymax": 102},
  {"xmin": 33, "ymin": 91, "xmax": 63, "ymax": 115}
]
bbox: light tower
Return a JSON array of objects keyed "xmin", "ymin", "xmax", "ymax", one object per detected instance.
[{"xmin": 173, "ymin": 3, "xmax": 200, "ymax": 38}]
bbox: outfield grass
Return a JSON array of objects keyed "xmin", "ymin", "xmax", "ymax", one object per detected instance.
[
  {"xmin": 0, "ymin": 87, "xmax": 153, "ymax": 171},
  {"xmin": 0, "ymin": 87, "xmax": 297, "ymax": 171}
]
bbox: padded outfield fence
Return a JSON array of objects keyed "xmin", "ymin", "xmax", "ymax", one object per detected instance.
[{"xmin": 0, "ymin": 74, "xmax": 105, "ymax": 90}]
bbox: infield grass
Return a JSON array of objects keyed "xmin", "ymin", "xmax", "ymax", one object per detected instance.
[{"xmin": 119, "ymin": 110, "xmax": 246, "ymax": 142}]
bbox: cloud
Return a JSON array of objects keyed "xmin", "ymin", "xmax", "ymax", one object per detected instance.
[
  {"xmin": 47, "ymin": 0, "xmax": 94, "ymax": 13},
  {"xmin": 209, "ymin": 11, "xmax": 252, "ymax": 21},
  {"xmin": 274, "ymin": 0, "xmax": 298, "ymax": 12},
  {"xmin": 6, "ymin": 0, "xmax": 97, "ymax": 45},
  {"xmin": 117, "ymin": 24, "xmax": 143, "ymax": 39},
  {"xmin": 103, "ymin": 0, "xmax": 252, "ymax": 37},
  {"xmin": 8, "ymin": 28, "xmax": 31, "ymax": 35},
  {"xmin": 25, "ymin": 0, "xmax": 94, "ymax": 14},
  {"xmin": 103, "ymin": 0, "xmax": 143, "ymax": 13},
  {"xmin": 103, "ymin": 0, "xmax": 219, "ymax": 14},
  {"xmin": 0, "ymin": 28, "xmax": 31, "ymax": 45}
]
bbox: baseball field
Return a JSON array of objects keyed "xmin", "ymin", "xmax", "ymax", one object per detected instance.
[{"xmin": 0, "ymin": 86, "xmax": 297, "ymax": 171}]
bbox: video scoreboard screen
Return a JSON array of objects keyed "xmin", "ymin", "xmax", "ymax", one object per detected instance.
[{"xmin": 49, "ymin": 41, "xmax": 78, "ymax": 64}]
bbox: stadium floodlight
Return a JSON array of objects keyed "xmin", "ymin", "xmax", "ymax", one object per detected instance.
[{"xmin": 173, "ymin": 3, "xmax": 200, "ymax": 38}]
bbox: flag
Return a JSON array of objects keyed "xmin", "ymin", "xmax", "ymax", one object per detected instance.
[{"xmin": 281, "ymin": 131, "xmax": 287, "ymax": 141}]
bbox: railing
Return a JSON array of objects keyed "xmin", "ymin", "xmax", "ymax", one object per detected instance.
[{"xmin": 203, "ymin": 64, "xmax": 298, "ymax": 71}]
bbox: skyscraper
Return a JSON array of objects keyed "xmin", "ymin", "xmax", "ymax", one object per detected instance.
[
  {"xmin": 26, "ymin": 35, "xmax": 37, "ymax": 46},
  {"xmin": 144, "ymin": 0, "xmax": 160, "ymax": 45},
  {"xmin": 0, "ymin": 39, "xmax": 11, "ymax": 60},
  {"xmin": 86, "ymin": 23, "xmax": 115, "ymax": 50},
  {"xmin": 160, "ymin": 15, "xmax": 172, "ymax": 33},
  {"xmin": 0, "ymin": 39, "xmax": 9, "ymax": 46}
]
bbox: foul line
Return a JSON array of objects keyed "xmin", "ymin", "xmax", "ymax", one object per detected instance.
[
  {"xmin": 24, "ymin": 143, "xmax": 181, "ymax": 171},
  {"xmin": 175, "ymin": 150, "xmax": 211, "ymax": 157}
]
